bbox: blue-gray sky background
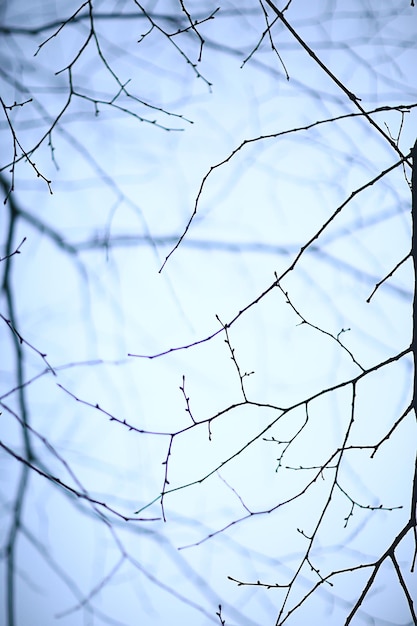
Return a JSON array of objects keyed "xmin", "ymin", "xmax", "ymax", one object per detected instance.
[{"xmin": 1, "ymin": 1, "xmax": 416, "ymax": 625}]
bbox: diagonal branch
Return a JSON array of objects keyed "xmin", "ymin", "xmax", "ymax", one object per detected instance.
[{"xmin": 264, "ymin": 0, "xmax": 412, "ymax": 165}]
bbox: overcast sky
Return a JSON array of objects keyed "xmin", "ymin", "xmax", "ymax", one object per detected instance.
[{"xmin": 1, "ymin": 2, "xmax": 417, "ymax": 625}]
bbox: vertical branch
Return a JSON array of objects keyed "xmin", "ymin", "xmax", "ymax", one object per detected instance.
[
  {"xmin": 411, "ymin": 139, "xmax": 417, "ymax": 415},
  {"xmin": 411, "ymin": 139, "xmax": 417, "ymax": 569},
  {"xmin": 1, "ymin": 176, "xmax": 34, "ymax": 626}
]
